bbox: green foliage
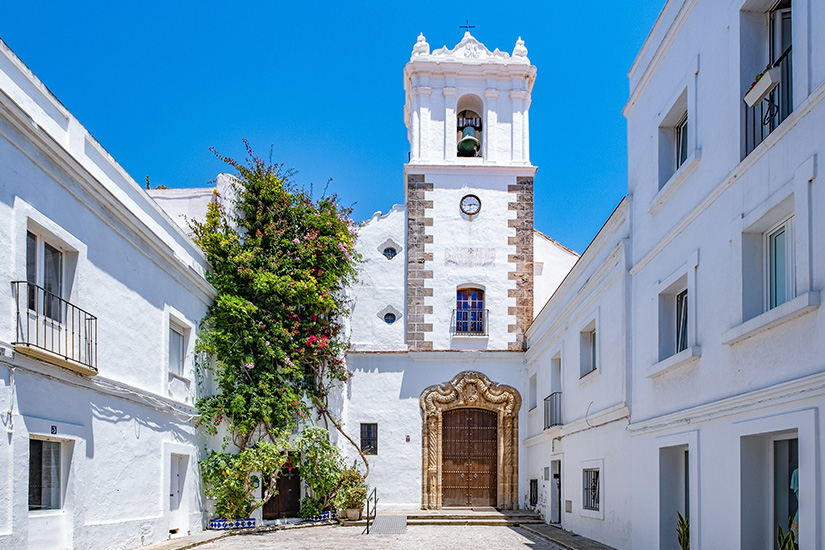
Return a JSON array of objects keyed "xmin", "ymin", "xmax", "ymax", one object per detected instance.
[
  {"xmin": 192, "ymin": 141, "xmax": 361, "ymax": 517},
  {"xmin": 676, "ymin": 511, "xmax": 689, "ymax": 550},
  {"xmin": 334, "ymin": 461, "xmax": 368, "ymax": 510},
  {"xmin": 200, "ymin": 440, "xmax": 288, "ymax": 519},
  {"xmin": 776, "ymin": 516, "xmax": 796, "ymax": 550},
  {"xmin": 296, "ymin": 426, "xmax": 344, "ymax": 514}
]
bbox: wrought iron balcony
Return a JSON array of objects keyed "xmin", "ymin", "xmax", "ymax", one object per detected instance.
[
  {"xmin": 544, "ymin": 392, "xmax": 562, "ymax": 429},
  {"xmin": 450, "ymin": 308, "xmax": 488, "ymax": 336},
  {"xmin": 745, "ymin": 46, "xmax": 792, "ymax": 157},
  {"xmin": 12, "ymin": 281, "xmax": 98, "ymax": 374}
]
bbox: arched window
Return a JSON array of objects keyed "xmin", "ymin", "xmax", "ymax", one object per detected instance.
[{"xmin": 455, "ymin": 288, "xmax": 485, "ymax": 335}]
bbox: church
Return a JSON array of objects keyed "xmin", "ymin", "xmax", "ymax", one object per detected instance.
[
  {"xmin": 337, "ymin": 31, "xmax": 577, "ymax": 511},
  {"xmin": 2, "ymin": 0, "xmax": 825, "ymax": 548}
]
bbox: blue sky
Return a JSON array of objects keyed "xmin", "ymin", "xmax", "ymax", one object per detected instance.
[{"xmin": 2, "ymin": 1, "xmax": 665, "ymax": 253}]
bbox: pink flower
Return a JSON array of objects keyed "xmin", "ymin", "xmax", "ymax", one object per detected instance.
[
  {"xmin": 265, "ymin": 341, "xmax": 270, "ymax": 346},
  {"xmin": 245, "ymin": 363, "xmax": 254, "ymax": 369},
  {"xmin": 293, "ymin": 238, "xmax": 300, "ymax": 244}
]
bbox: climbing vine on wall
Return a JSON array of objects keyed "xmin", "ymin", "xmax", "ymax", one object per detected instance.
[{"xmin": 192, "ymin": 141, "xmax": 365, "ymax": 518}]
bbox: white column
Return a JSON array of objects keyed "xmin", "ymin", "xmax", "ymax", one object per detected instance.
[
  {"xmin": 484, "ymin": 89, "xmax": 499, "ymax": 164},
  {"xmin": 418, "ymin": 86, "xmax": 433, "ymax": 163},
  {"xmin": 510, "ymin": 90, "xmax": 527, "ymax": 163},
  {"xmin": 443, "ymin": 87, "xmax": 458, "ymax": 163}
]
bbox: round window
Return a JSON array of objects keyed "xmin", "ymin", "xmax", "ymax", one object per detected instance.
[
  {"xmin": 384, "ymin": 313, "xmax": 396, "ymax": 324},
  {"xmin": 383, "ymin": 247, "xmax": 397, "ymax": 260}
]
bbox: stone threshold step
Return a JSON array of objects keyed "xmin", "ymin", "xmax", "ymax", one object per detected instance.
[{"xmin": 343, "ymin": 519, "xmax": 544, "ymax": 527}]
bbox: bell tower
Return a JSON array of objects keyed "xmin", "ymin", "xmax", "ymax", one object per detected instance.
[{"xmin": 403, "ymin": 32, "xmax": 537, "ymax": 352}]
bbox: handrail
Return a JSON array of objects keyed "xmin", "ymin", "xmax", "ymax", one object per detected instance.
[
  {"xmin": 12, "ymin": 281, "xmax": 98, "ymax": 372},
  {"xmin": 544, "ymin": 392, "xmax": 562, "ymax": 429},
  {"xmin": 362, "ymin": 487, "xmax": 377, "ymax": 534},
  {"xmin": 450, "ymin": 308, "xmax": 489, "ymax": 336}
]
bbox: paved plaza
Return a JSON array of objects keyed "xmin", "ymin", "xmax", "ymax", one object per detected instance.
[{"xmin": 204, "ymin": 525, "xmax": 565, "ymax": 550}]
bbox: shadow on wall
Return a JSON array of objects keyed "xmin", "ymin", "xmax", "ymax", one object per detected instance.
[{"xmin": 349, "ymin": 358, "xmax": 522, "ymax": 402}]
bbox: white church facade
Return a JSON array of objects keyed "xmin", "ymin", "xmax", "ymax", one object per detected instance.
[
  {"xmin": 1, "ymin": 0, "xmax": 824, "ymax": 548},
  {"xmin": 339, "ymin": 31, "xmax": 578, "ymax": 511}
]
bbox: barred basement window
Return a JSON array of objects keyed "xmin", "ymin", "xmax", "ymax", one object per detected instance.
[
  {"xmin": 382, "ymin": 247, "xmax": 397, "ymax": 260},
  {"xmin": 583, "ymin": 468, "xmax": 600, "ymax": 511},
  {"xmin": 360, "ymin": 423, "xmax": 378, "ymax": 455},
  {"xmin": 529, "ymin": 479, "xmax": 538, "ymax": 507}
]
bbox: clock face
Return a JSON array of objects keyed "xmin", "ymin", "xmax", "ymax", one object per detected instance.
[{"xmin": 460, "ymin": 194, "xmax": 481, "ymax": 216}]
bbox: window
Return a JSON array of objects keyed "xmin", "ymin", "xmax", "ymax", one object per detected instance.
[
  {"xmin": 382, "ymin": 247, "xmax": 397, "ymax": 260},
  {"xmin": 583, "ymin": 469, "xmax": 600, "ymax": 511},
  {"xmin": 742, "ymin": 0, "xmax": 793, "ymax": 156},
  {"xmin": 580, "ymin": 323, "xmax": 597, "ymax": 377},
  {"xmin": 26, "ymin": 231, "xmax": 63, "ymax": 321},
  {"xmin": 657, "ymin": 89, "xmax": 689, "ymax": 189},
  {"xmin": 529, "ymin": 479, "xmax": 538, "ymax": 507},
  {"xmin": 383, "ymin": 312, "xmax": 396, "ymax": 324},
  {"xmin": 675, "ymin": 112, "xmax": 688, "ymax": 169},
  {"xmin": 528, "ymin": 374, "xmax": 537, "ymax": 410},
  {"xmin": 169, "ymin": 325, "xmax": 185, "ymax": 376},
  {"xmin": 766, "ymin": 217, "xmax": 794, "ymax": 310},
  {"xmin": 654, "ymin": 252, "xmax": 699, "ymax": 368},
  {"xmin": 360, "ymin": 423, "xmax": 378, "ymax": 455},
  {"xmin": 29, "ymin": 439, "xmax": 61, "ymax": 511},
  {"xmin": 675, "ymin": 289, "xmax": 689, "ymax": 353},
  {"xmin": 455, "ymin": 288, "xmax": 485, "ymax": 335}
]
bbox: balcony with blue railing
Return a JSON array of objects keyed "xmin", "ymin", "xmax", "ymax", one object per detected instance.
[
  {"xmin": 12, "ymin": 281, "xmax": 98, "ymax": 375},
  {"xmin": 450, "ymin": 308, "xmax": 488, "ymax": 336}
]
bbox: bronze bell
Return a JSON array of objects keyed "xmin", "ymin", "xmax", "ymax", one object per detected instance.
[{"xmin": 457, "ymin": 126, "xmax": 480, "ymax": 157}]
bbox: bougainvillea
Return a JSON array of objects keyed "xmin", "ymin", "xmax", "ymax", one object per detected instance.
[{"xmin": 192, "ymin": 141, "xmax": 363, "ymax": 518}]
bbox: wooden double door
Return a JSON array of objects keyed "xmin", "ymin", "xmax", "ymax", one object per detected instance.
[
  {"xmin": 262, "ymin": 456, "xmax": 301, "ymax": 519},
  {"xmin": 442, "ymin": 408, "xmax": 498, "ymax": 507}
]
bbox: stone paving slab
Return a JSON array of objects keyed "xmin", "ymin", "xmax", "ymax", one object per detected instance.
[
  {"xmin": 134, "ymin": 530, "xmax": 227, "ymax": 550},
  {"xmin": 196, "ymin": 525, "xmax": 567, "ymax": 550},
  {"xmin": 521, "ymin": 523, "xmax": 617, "ymax": 550}
]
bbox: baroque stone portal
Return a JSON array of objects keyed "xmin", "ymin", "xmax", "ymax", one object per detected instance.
[{"xmin": 420, "ymin": 371, "xmax": 521, "ymax": 509}]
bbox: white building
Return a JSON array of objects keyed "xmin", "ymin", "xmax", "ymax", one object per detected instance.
[
  {"xmin": 523, "ymin": 0, "xmax": 825, "ymax": 549},
  {"xmin": 0, "ymin": 39, "xmax": 214, "ymax": 549}
]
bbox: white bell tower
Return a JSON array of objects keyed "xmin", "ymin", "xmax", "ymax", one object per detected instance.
[
  {"xmin": 403, "ymin": 32, "xmax": 537, "ymax": 352},
  {"xmin": 404, "ymin": 32, "xmax": 536, "ymax": 165}
]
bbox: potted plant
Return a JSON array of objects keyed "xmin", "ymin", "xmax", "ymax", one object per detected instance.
[
  {"xmin": 335, "ymin": 462, "xmax": 368, "ymax": 521},
  {"xmin": 744, "ymin": 64, "xmax": 781, "ymax": 107},
  {"xmin": 676, "ymin": 511, "xmax": 689, "ymax": 550},
  {"xmin": 776, "ymin": 516, "xmax": 797, "ymax": 550}
]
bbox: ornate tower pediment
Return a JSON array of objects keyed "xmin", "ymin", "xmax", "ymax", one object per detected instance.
[{"xmin": 412, "ymin": 31, "xmax": 530, "ymax": 64}]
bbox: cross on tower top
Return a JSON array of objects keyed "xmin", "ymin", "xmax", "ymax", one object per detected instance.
[{"xmin": 459, "ymin": 20, "xmax": 475, "ymax": 33}]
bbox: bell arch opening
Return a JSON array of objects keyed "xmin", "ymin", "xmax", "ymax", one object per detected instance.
[
  {"xmin": 456, "ymin": 94, "xmax": 483, "ymax": 157},
  {"xmin": 420, "ymin": 371, "xmax": 521, "ymax": 509}
]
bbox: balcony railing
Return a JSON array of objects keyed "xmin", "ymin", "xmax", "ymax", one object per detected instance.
[
  {"xmin": 451, "ymin": 308, "xmax": 488, "ymax": 336},
  {"xmin": 544, "ymin": 392, "xmax": 562, "ymax": 429},
  {"xmin": 745, "ymin": 46, "xmax": 792, "ymax": 156},
  {"xmin": 12, "ymin": 281, "xmax": 98, "ymax": 373}
]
